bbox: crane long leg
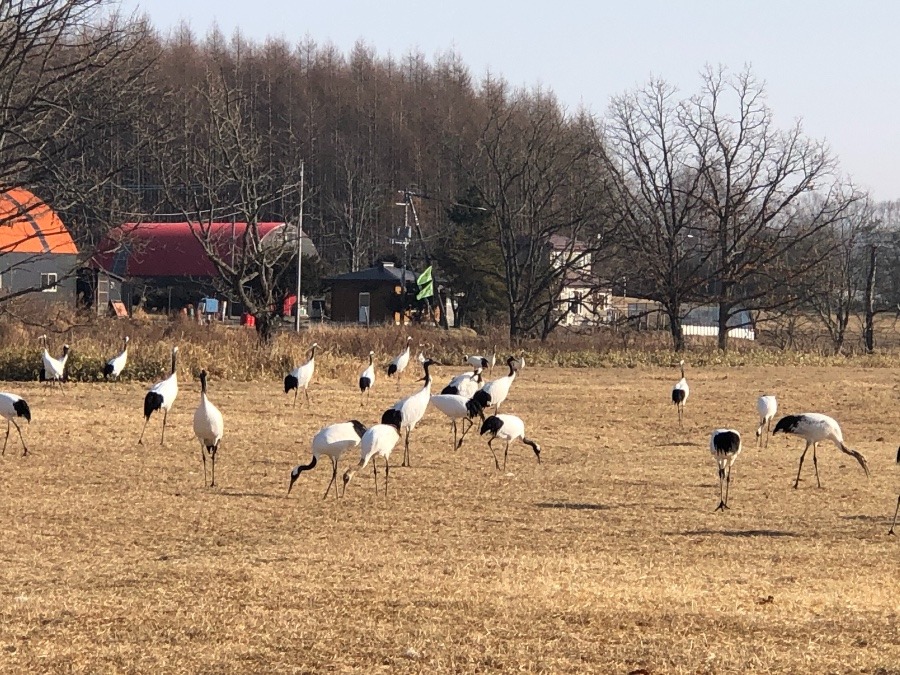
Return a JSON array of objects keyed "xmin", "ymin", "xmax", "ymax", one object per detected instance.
[
  {"xmin": 384, "ymin": 457, "xmax": 390, "ymax": 498},
  {"xmin": 812, "ymin": 443, "xmax": 821, "ymax": 488},
  {"xmin": 13, "ymin": 420, "xmax": 26, "ymax": 456},
  {"xmin": 715, "ymin": 465, "xmax": 726, "ymax": 511},
  {"xmin": 323, "ymin": 456, "xmax": 337, "ymax": 500},
  {"xmin": 160, "ymin": 409, "xmax": 168, "ymax": 446},
  {"xmin": 488, "ymin": 438, "xmax": 500, "ymax": 470},
  {"xmin": 889, "ymin": 496, "xmax": 899, "ymax": 535},
  {"xmin": 201, "ymin": 443, "xmax": 207, "ymax": 485},
  {"xmin": 677, "ymin": 404, "xmax": 683, "ymax": 429},
  {"xmin": 372, "ymin": 461, "xmax": 378, "ymax": 495},
  {"xmin": 210, "ymin": 447, "xmax": 217, "ymax": 487},
  {"xmin": 402, "ymin": 428, "xmax": 411, "ymax": 467},
  {"xmin": 503, "ymin": 441, "xmax": 510, "ymax": 471},
  {"xmin": 458, "ymin": 418, "xmax": 473, "ymax": 449},
  {"xmin": 794, "ymin": 441, "xmax": 811, "ymax": 489},
  {"xmin": 765, "ymin": 418, "xmax": 772, "ymax": 448},
  {"xmin": 305, "ymin": 388, "xmax": 312, "ymax": 406},
  {"xmin": 138, "ymin": 416, "xmax": 151, "ymax": 445},
  {"xmin": 293, "ymin": 389, "xmax": 299, "ymax": 407},
  {"xmin": 723, "ymin": 464, "xmax": 733, "ymax": 509},
  {"xmin": 451, "ymin": 420, "xmax": 458, "ymax": 451},
  {"xmin": 2, "ymin": 420, "xmax": 9, "ymax": 455}
]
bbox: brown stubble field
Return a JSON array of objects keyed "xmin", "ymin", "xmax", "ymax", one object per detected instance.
[{"xmin": 0, "ymin": 365, "xmax": 897, "ymax": 674}]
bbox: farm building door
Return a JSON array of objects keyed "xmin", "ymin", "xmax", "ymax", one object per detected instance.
[
  {"xmin": 96, "ymin": 275, "xmax": 110, "ymax": 314},
  {"xmin": 358, "ymin": 292, "xmax": 371, "ymax": 325}
]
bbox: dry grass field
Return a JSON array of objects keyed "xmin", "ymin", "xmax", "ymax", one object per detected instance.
[{"xmin": 0, "ymin": 364, "xmax": 897, "ymax": 674}]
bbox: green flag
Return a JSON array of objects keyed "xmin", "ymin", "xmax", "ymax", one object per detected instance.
[
  {"xmin": 416, "ymin": 266, "xmax": 434, "ymax": 300},
  {"xmin": 416, "ymin": 281, "xmax": 433, "ymax": 301},
  {"xmin": 416, "ymin": 266, "xmax": 432, "ymax": 286}
]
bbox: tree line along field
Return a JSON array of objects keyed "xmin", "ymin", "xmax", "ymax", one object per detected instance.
[{"xmin": 0, "ymin": 365, "xmax": 897, "ymax": 673}]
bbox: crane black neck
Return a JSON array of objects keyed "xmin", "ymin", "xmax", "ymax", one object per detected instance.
[
  {"xmin": 171, "ymin": 349, "xmax": 178, "ymax": 375},
  {"xmin": 199, "ymin": 370, "xmax": 208, "ymax": 394}
]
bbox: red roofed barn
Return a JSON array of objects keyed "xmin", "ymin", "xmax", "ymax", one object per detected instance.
[{"xmin": 91, "ymin": 221, "xmax": 316, "ymax": 313}]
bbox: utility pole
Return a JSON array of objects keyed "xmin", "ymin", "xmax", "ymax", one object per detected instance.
[
  {"xmin": 294, "ymin": 161, "xmax": 305, "ymax": 333},
  {"xmin": 392, "ymin": 189, "xmax": 412, "ymax": 325}
]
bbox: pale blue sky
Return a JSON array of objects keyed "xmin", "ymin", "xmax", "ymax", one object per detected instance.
[{"xmin": 120, "ymin": 0, "xmax": 900, "ymax": 200}]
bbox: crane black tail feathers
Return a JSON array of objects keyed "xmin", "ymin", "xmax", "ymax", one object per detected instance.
[
  {"xmin": 143, "ymin": 391, "xmax": 165, "ymax": 420},
  {"xmin": 838, "ymin": 443, "xmax": 870, "ymax": 477},
  {"xmin": 672, "ymin": 389, "xmax": 686, "ymax": 404},
  {"xmin": 480, "ymin": 415, "xmax": 503, "ymax": 437},
  {"xmin": 896, "ymin": 446, "xmax": 900, "ymax": 464},
  {"xmin": 102, "ymin": 363, "xmax": 114, "ymax": 379},
  {"xmin": 471, "ymin": 389, "xmax": 491, "ymax": 409},
  {"xmin": 350, "ymin": 420, "xmax": 367, "ymax": 438},
  {"xmin": 12, "ymin": 399, "xmax": 31, "ymax": 422},
  {"xmin": 380, "ymin": 408, "xmax": 403, "ymax": 429},
  {"xmin": 284, "ymin": 374, "xmax": 298, "ymax": 394},
  {"xmin": 440, "ymin": 384, "xmax": 459, "ymax": 395},
  {"xmin": 387, "ymin": 364, "xmax": 398, "ymax": 377},
  {"xmin": 465, "ymin": 397, "xmax": 485, "ymax": 419},
  {"xmin": 359, "ymin": 376, "xmax": 371, "ymax": 392}
]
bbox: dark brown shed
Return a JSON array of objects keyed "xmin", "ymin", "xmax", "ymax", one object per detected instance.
[{"xmin": 327, "ymin": 262, "xmax": 417, "ymax": 324}]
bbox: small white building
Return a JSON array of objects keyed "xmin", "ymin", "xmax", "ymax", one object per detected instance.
[{"xmin": 548, "ymin": 235, "xmax": 610, "ymax": 327}]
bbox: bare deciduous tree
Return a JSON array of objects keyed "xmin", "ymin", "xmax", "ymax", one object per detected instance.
[
  {"xmin": 603, "ymin": 78, "xmax": 711, "ymax": 351},
  {"xmin": 685, "ymin": 66, "xmax": 862, "ymax": 350},
  {"xmin": 159, "ymin": 66, "xmax": 305, "ymax": 341},
  {"xmin": 466, "ymin": 83, "xmax": 611, "ymax": 339}
]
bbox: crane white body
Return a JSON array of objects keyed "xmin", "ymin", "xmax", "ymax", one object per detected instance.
[
  {"xmin": 343, "ymin": 410, "xmax": 402, "ymax": 497},
  {"xmin": 387, "ymin": 337, "xmax": 413, "ymax": 381},
  {"xmin": 285, "ymin": 343, "xmax": 318, "ymax": 406},
  {"xmin": 289, "ymin": 420, "xmax": 367, "ymax": 499},
  {"xmin": 671, "ymin": 360, "xmax": 689, "ymax": 428},
  {"xmin": 193, "ymin": 370, "xmax": 224, "ymax": 487},
  {"xmin": 479, "ymin": 413, "xmax": 541, "ymax": 471},
  {"xmin": 709, "ymin": 429, "xmax": 742, "ymax": 511},
  {"xmin": 104, "ymin": 336, "xmax": 130, "ymax": 380},
  {"xmin": 39, "ymin": 336, "xmax": 69, "ymax": 387},
  {"xmin": 0, "ymin": 392, "xmax": 31, "ymax": 456},
  {"xmin": 772, "ymin": 413, "xmax": 869, "ymax": 488},
  {"xmin": 755, "ymin": 395, "xmax": 777, "ymax": 447},
  {"xmin": 441, "ymin": 368, "xmax": 483, "ymax": 399},
  {"xmin": 465, "ymin": 354, "xmax": 490, "ymax": 370},
  {"xmin": 429, "ymin": 391, "xmax": 488, "ymax": 449},
  {"xmin": 358, "ymin": 351, "xmax": 375, "ymax": 405},
  {"xmin": 139, "ymin": 346, "xmax": 179, "ymax": 445},
  {"xmin": 392, "ymin": 359, "xmax": 433, "ymax": 466}
]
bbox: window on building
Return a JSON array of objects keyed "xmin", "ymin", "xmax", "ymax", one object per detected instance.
[
  {"xmin": 41, "ymin": 272, "xmax": 58, "ymax": 292},
  {"xmin": 569, "ymin": 292, "xmax": 582, "ymax": 315}
]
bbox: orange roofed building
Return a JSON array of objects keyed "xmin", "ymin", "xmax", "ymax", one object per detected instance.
[{"xmin": 0, "ymin": 189, "xmax": 79, "ymax": 303}]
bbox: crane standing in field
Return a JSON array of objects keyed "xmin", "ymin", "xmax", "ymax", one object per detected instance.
[
  {"xmin": 479, "ymin": 356, "xmax": 518, "ymax": 413},
  {"xmin": 672, "ymin": 360, "xmax": 689, "ymax": 429},
  {"xmin": 479, "ymin": 413, "xmax": 541, "ymax": 471},
  {"xmin": 103, "ymin": 336, "xmax": 130, "ymax": 381},
  {"xmin": 387, "ymin": 336, "xmax": 413, "ymax": 382},
  {"xmin": 429, "ymin": 389, "xmax": 490, "ymax": 450},
  {"xmin": 441, "ymin": 367, "xmax": 483, "ymax": 399},
  {"xmin": 39, "ymin": 335, "xmax": 69, "ymax": 389},
  {"xmin": 139, "ymin": 346, "xmax": 179, "ymax": 446},
  {"xmin": 392, "ymin": 358, "xmax": 434, "ymax": 467},
  {"xmin": 284, "ymin": 343, "xmax": 318, "ymax": 407},
  {"xmin": 193, "ymin": 370, "xmax": 224, "ymax": 487},
  {"xmin": 0, "ymin": 392, "xmax": 31, "ymax": 456},
  {"xmin": 709, "ymin": 429, "xmax": 742, "ymax": 511},
  {"xmin": 756, "ymin": 395, "xmax": 778, "ymax": 448},
  {"xmin": 358, "ymin": 351, "xmax": 376, "ymax": 406},
  {"xmin": 772, "ymin": 413, "xmax": 870, "ymax": 489},
  {"xmin": 288, "ymin": 420, "xmax": 367, "ymax": 499},
  {"xmin": 343, "ymin": 409, "xmax": 402, "ymax": 498}
]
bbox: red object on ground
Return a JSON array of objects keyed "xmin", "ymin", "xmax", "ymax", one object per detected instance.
[{"xmin": 240, "ymin": 312, "xmax": 256, "ymax": 327}]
